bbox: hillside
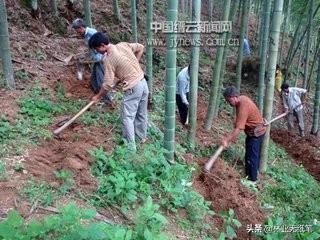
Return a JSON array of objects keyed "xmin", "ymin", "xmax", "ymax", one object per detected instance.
[{"xmin": 0, "ymin": 0, "xmax": 319, "ymax": 239}]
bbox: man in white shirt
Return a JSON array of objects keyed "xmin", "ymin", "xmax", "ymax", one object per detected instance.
[
  {"xmin": 176, "ymin": 65, "xmax": 190, "ymax": 125},
  {"xmin": 281, "ymin": 83, "xmax": 307, "ymax": 137}
]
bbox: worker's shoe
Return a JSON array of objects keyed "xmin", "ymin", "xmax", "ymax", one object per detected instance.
[{"xmin": 300, "ymin": 130, "xmax": 305, "ymax": 137}]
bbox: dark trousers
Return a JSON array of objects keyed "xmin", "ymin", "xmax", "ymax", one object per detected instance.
[
  {"xmin": 245, "ymin": 134, "xmax": 265, "ymax": 181},
  {"xmin": 91, "ymin": 62, "xmax": 113, "ymax": 103},
  {"xmin": 176, "ymin": 94, "xmax": 189, "ymax": 125}
]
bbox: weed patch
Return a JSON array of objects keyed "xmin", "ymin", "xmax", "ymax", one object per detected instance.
[
  {"xmin": 90, "ymin": 135, "xmax": 213, "ymax": 231},
  {"xmin": 258, "ymin": 142, "xmax": 320, "ymax": 239},
  {"xmin": 0, "ymin": 199, "xmax": 170, "ymax": 240}
]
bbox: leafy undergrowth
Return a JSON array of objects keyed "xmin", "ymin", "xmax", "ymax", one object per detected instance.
[
  {"xmin": 0, "ymin": 84, "xmax": 86, "ymax": 158},
  {"xmin": 88, "ymin": 125, "xmax": 215, "ymax": 238},
  {"xmin": 0, "ymin": 200, "xmax": 168, "ymax": 240},
  {"xmin": 256, "ymin": 142, "xmax": 320, "ymax": 240}
]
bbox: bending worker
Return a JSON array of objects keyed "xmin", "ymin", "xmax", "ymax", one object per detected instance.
[
  {"xmin": 221, "ymin": 86, "xmax": 266, "ymax": 183},
  {"xmin": 89, "ymin": 32, "xmax": 149, "ymax": 151}
]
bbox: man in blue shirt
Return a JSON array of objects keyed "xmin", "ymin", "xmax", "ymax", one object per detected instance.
[
  {"xmin": 176, "ymin": 65, "xmax": 190, "ymax": 125},
  {"xmin": 71, "ymin": 18, "xmax": 113, "ymax": 105}
]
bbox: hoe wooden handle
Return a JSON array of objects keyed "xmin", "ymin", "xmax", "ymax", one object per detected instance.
[
  {"xmin": 204, "ymin": 146, "xmax": 225, "ymax": 172},
  {"xmin": 53, "ymin": 101, "xmax": 95, "ymax": 135}
]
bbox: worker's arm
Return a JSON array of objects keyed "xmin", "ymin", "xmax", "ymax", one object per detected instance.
[
  {"xmin": 292, "ymin": 87, "xmax": 307, "ymax": 95},
  {"xmin": 90, "ymin": 50, "xmax": 104, "ymax": 62},
  {"xmin": 221, "ymin": 103, "xmax": 247, "ymax": 147},
  {"xmin": 221, "ymin": 127, "xmax": 241, "ymax": 148},
  {"xmin": 178, "ymin": 77, "xmax": 189, "ymax": 105},
  {"xmin": 128, "ymin": 43, "xmax": 144, "ymax": 61},
  {"xmin": 282, "ymin": 94, "xmax": 289, "ymax": 112},
  {"xmin": 91, "ymin": 59, "xmax": 115, "ymax": 102},
  {"xmin": 92, "ymin": 88, "xmax": 107, "ymax": 102}
]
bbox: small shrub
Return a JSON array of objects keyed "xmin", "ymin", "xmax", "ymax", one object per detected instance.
[
  {"xmin": 21, "ymin": 180, "xmax": 58, "ymax": 207},
  {"xmin": 55, "ymin": 169, "xmax": 74, "ymax": 194}
]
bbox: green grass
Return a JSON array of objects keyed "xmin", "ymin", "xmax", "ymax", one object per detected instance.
[
  {"xmin": 257, "ymin": 142, "xmax": 320, "ymax": 239},
  {"xmin": 0, "ymin": 200, "xmax": 170, "ymax": 240},
  {"xmin": 0, "ymin": 84, "xmax": 90, "ymax": 158},
  {"xmin": 21, "ymin": 180, "xmax": 58, "ymax": 207},
  {"xmin": 54, "ymin": 169, "xmax": 75, "ymax": 194},
  {"xmin": 22, "ymin": 170, "xmax": 75, "ymax": 207}
]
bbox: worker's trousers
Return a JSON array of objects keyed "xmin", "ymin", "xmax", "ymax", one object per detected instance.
[
  {"xmin": 121, "ymin": 79, "xmax": 149, "ymax": 147},
  {"xmin": 287, "ymin": 109, "xmax": 305, "ymax": 136},
  {"xmin": 176, "ymin": 93, "xmax": 189, "ymax": 125},
  {"xmin": 245, "ymin": 134, "xmax": 265, "ymax": 181}
]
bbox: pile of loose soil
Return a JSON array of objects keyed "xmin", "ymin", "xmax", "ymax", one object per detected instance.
[
  {"xmin": 271, "ymin": 128, "xmax": 320, "ymax": 181},
  {"xmin": 25, "ymin": 121, "xmax": 115, "ymax": 191},
  {"xmin": 193, "ymin": 159, "xmax": 266, "ymax": 239}
]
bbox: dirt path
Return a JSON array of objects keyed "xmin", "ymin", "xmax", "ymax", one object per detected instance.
[{"xmin": 271, "ymin": 128, "xmax": 320, "ymax": 181}]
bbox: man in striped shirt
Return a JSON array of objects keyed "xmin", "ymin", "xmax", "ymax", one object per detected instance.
[{"xmin": 89, "ymin": 32, "xmax": 149, "ymax": 150}]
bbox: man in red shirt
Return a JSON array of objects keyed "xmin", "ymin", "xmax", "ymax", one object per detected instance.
[{"xmin": 221, "ymin": 86, "xmax": 266, "ymax": 182}]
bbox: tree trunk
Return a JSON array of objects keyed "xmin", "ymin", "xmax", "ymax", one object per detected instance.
[
  {"xmin": 258, "ymin": 0, "xmax": 272, "ymax": 111},
  {"xmin": 204, "ymin": 0, "xmax": 231, "ymax": 130},
  {"xmin": 307, "ymin": 30, "xmax": 320, "ymax": 90},
  {"xmin": 311, "ymin": 56, "xmax": 320, "ymax": 135},
  {"xmin": 214, "ymin": 0, "xmax": 240, "ymax": 118},
  {"xmin": 237, "ymin": 0, "xmax": 242, "ymax": 25},
  {"xmin": 303, "ymin": 0, "xmax": 314, "ymax": 89},
  {"xmin": 208, "ymin": 0, "xmax": 214, "ymax": 21},
  {"xmin": 285, "ymin": 3, "xmax": 320, "ymax": 82},
  {"xmin": 278, "ymin": 0, "xmax": 291, "ymax": 67},
  {"xmin": 235, "ymin": 0, "xmax": 250, "ymax": 91},
  {"xmin": 257, "ymin": 0, "xmax": 265, "ymax": 58},
  {"xmin": 112, "ymin": 0, "xmax": 122, "ymax": 22},
  {"xmin": 284, "ymin": 20, "xmax": 303, "ymax": 82},
  {"xmin": 260, "ymin": 0, "xmax": 284, "ymax": 173},
  {"xmin": 164, "ymin": 0, "xmax": 178, "ymax": 161},
  {"xmin": 83, "ymin": 0, "xmax": 92, "ymax": 27},
  {"xmin": 187, "ymin": 0, "xmax": 201, "ymax": 148},
  {"xmin": 0, "ymin": 0, "xmax": 15, "ymax": 89},
  {"xmin": 50, "ymin": 0, "xmax": 58, "ymax": 16},
  {"xmin": 181, "ymin": 0, "xmax": 185, "ymax": 14},
  {"xmin": 246, "ymin": 0, "xmax": 251, "ymax": 39},
  {"xmin": 189, "ymin": 0, "xmax": 192, "ymax": 18},
  {"xmin": 294, "ymin": 37, "xmax": 305, "ymax": 87},
  {"xmin": 131, "ymin": 0, "xmax": 138, "ymax": 42},
  {"xmin": 146, "ymin": 0, "xmax": 153, "ymax": 103}
]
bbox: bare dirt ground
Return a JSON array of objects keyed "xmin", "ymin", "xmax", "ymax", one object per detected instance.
[{"xmin": 271, "ymin": 128, "xmax": 320, "ymax": 181}]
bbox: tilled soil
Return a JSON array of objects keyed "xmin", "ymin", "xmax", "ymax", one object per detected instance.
[
  {"xmin": 193, "ymin": 159, "xmax": 266, "ymax": 240},
  {"xmin": 271, "ymin": 128, "xmax": 320, "ymax": 181}
]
